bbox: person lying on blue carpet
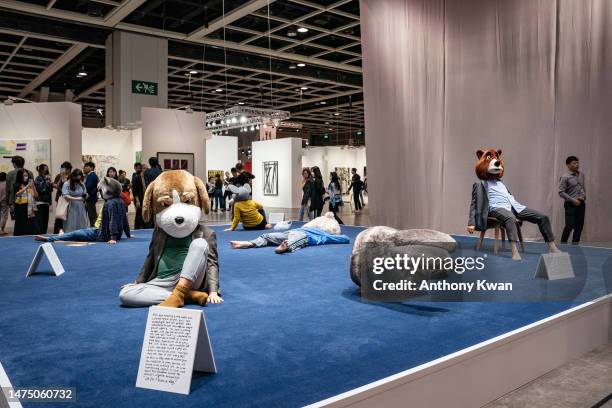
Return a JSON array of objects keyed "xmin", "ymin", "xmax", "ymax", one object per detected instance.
[
  {"xmin": 119, "ymin": 170, "xmax": 222, "ymax": 308},
  {"xmin": 230, "ymin": 212, "xmax": 350, "ymax": 254},
  {"xmin": 35, "ymin": 177, "xmax": 130, "ymax": 244}
]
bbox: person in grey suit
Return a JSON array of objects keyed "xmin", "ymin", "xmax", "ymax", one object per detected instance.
[{"xmin": 467, "ymin": 148, "xmax": 560, "ymax": 261}]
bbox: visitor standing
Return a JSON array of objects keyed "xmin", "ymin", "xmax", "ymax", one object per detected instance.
[
  {"xmin": 106, "ymin": 167, "xmax": 118, "ymax": 179},
  {"xmin": 83, "ymin": 161, "xmax": 99, "ymax": 227},
  {"xmin": 52, "ymin": 161, "xmax": 72, "ymax": 234},
  {"xmin": 299, "ymin": 168, "xmax": 314, "ymax": 221},
  {"xmin": 144, "ymin": 157, "xmax": 162, "ymax": 188},
  {"xmin": 34, "ymin": 164, "xmax": 53, "ymax": 234},
  {"xmin": 0, "ymin": 172, "xmax": 7, "ymax": 235},
  {"xmin": 62, "ymin": 169, "xmax": 89, "ymax": 233},
  {"xmin": 559, "ymin": 156, "xmax": 586, "ymax": 244},
  {"xmin": 327, "ymin": 172, "xmax": 344, "ymax": 224},
  {"xmin": 131, "ymin": 162, "xmax": 146, "ymax": 229},
  {"xmin": 13, "ymin": 168, "xmax": 38, "ymax": 235},
  {"xmin": 6, "ymin": 155, "xmax": 33, "ymax": 221},
  {"xmin": 348, "ymin": 168, "xmax": 363, "ymax": 213},
  {"xmin": 310, "ymin": 166, "xmax": 325, "ymax": 217},
  {"xmin": 214, "ymin": 173, "xmax": 225, "ymax": 212},
  {"xmin": 234, "ymin": 162, "xmax": 255, "ymax": 187},
  {"xmin": 118, "ymin": 170, "xmax": 131, "ymax": 192}
]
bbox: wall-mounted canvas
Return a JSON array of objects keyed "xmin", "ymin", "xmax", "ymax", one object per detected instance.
[
  {"xmin": 263, "ymin": 161, "xmax": 278, "ymax": 196},
  {"xmin": 0, "ymin": 139, "xmax": 51, "ymax": 173},
  {"xmin": 82, "ymin": 154, "xmax": 119, "ymax": 179},
  {"xmin": 157, "ymin": 152, "xmax": 194, "ymax": 174},
  {"xmin": 335, "ymin": 167, "xmax": 351, "ymax": 193}
]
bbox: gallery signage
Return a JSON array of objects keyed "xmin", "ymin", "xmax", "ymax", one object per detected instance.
[
  {"xmin": 131, "ymin": 80, "xmax": 158, "ymax": 95},
  {"xmin": 136, "ymin": 306, "xmax": 216, "ymax": 395}
]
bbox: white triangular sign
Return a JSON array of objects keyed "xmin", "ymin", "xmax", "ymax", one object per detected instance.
[
  {"xmin": 136, "ymin": 306, "xmax": 216, "ymax": 395},
  {"xmin": 26, "ymin": 243, "xmax": 65, "ymax": 277}
]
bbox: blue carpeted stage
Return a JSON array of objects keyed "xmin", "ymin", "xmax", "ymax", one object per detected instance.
[{"xmin": 0, "ymin": 224, "xmax": 610, "ymax": 408}]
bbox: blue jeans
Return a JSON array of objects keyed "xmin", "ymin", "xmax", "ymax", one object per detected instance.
[
  {"xmin": 46, "ymin": 227, "xmax": 98, "ymax": 242},
  {"xmin": 298, "ymin": 204, "xmax": 313, "ymax": 221},
  {"xmin": 213, "ymin": 188, "xmax": 225, "ymax": 209},
  {"xmin": 250, "ymin": 230, "xmax": 309, "ymax": 252}
]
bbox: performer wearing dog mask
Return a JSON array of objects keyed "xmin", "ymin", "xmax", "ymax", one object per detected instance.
[{"xmin": 119, "ymin": 170, "xmax": 222, "ymax": 307}]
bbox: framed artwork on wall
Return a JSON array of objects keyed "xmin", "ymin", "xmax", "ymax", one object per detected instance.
[
  {"xmin": 263, "ymin": 161, "xmax": 278, "ymax": 196},
  {"xmin": 157, "ymin": 152, "xmax": 194, "ymax": 174}
]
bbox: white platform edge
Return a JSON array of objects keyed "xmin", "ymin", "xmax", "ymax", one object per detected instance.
[
  {"xmin": 306, "ymin": 294, "xmax": 612, "ymax": 408},
  {"xmin": 0, "ymin": 361, "xmax": 23, "ymax": 408}
]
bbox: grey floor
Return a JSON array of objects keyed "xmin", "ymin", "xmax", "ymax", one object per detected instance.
[
  {"xmin": 484, "ymin": 342, "xmax": 612, "ymax": 408},
  {"xmin": 3, "ymin": 202, "xmax": 611, "ymax": 407}
]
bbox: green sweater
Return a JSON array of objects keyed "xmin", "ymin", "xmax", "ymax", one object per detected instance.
[{"xmin": 157, "ymin": 235, "xmax": 192, "ymax": 279}]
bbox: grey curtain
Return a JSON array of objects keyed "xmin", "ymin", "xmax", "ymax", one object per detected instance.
[{"xmin": 361, "ymin": 0, "xmax": 612, "ymax": 242}]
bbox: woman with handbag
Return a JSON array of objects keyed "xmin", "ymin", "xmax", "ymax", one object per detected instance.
[
  {"xmin": 326, "ymin": 172, "xmax": 344, "ymax": 225},
  {"xmin": 62, "ymin": 169, "xmax": 89, "ymax": 232},
  {"xmin": 52, "ymin": 161, "xmax": 72, "ymax": 233},
  {"xmin": 13, "ymin": 168, "xmax": 39, "ymax": 235}
]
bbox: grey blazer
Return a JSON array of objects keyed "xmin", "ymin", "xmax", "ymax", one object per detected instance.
[
  {"xmin": 468, "ymin": 180, "xmax": 490, "ymax": 231},
  {"xmin": 135, "ymin": 222, "xmax": 220, "ymax": 293}
]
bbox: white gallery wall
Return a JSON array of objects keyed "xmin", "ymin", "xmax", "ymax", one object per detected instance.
[
  {"xmin": 302, "ymin": 146, "xmax": 367, "ymax": 182},
  {"xmin": 252, "ymin": 138, "xmax": 302, "ymax": 208},
  {"xmin": 205, "ymin": 135, "xmax": 238, "ymax": 174},
  {"xmin": 82, "ymin": 128, "xmax": 140, "ymax": 175},
  {"xmin": 141, "ymin": 107, "xmax": 208, "ymax": 181},
  {"xmin": 0, "ymin": 102, "xmax": 82, "ymax": 172}
]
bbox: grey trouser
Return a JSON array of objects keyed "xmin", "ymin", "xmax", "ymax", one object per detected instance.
[
  {"xmin": 489, "ymin": 207, "xmax": 555, "ymax": 243},
  {"xmin": 119, "ymin": 238, "xmax": 209, "ymax": 307},
  {"xmin": 0, "ymin": 202, "xmax": 8, "ymax": 231},
  {"xmin": 250, "ymin": 230, "xmax": 309, "ymax": 252}
]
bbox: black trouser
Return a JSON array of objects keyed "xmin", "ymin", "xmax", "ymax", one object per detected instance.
[
  {"xmin": 561, "ymin": 201, "xmax": 585, "ymax": 244},
  {"xmin": 53, "ymin": 218, "xmax": 63, "ymax": 234},
  {"xmin": 329, "ymin": 202, "xmax": 344, "ymax": 224},
  {"xmin": 489, "ymin": 207, "xmax": 555, "ymax": 243},
  {"xmin": 353, "ymin": 189, "xmax": 362, "ymax": 210},
  {"xmin": 134, "ymin": 205, "xmax": 145, "ymax": 229},
  {"xmin": 36, "ymin": 204, "xmax": 49, "ymax": 234},
  {"xmin": 14, "ymin": 204, "xmax": 38, "ymax": 236},
  {"xmin": 86, "ymin": 201, "xmax": 97, "ymax": 227},
  {"xmin": 244, "ymin": 210, "xmax": 268, "ymax": 231}
]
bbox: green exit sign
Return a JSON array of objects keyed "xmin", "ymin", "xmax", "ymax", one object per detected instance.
[{"xmin": 131, "ymin": 80, "xmax": 158, "ymax": 95}]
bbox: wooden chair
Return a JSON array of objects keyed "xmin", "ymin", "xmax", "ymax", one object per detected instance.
[{"xmin": 475, "ymin": 217, "xmax": 525, "ymax": 255}]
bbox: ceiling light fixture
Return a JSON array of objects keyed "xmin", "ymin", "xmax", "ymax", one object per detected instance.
[
  {"xmin": 238, "ymin": 102, "xmax": 245, "ymax": 105},
  {"xmin": 289, "ymin": 64, "xmax": 297, "ymax": 70},
  {"xmin": 215, "ymin": 88, "xmax": 223, "ymax": 92},
  {"xmin": 287, "ymin": 30, "xmax": 297, "ymax": 37},
  {"xmin": 297, "ymin": 63, "xmax": 306, "ymax": 68},
  {"xmin": 189, "ymin": 70, "xmax": 198, "ymax": 74},
  {"xmin": 320, "ymin": 101, "xmax": 326, "ymax": 105},
  {"xmin": 297, "ymin": 27, "xmax": 309, "ymax": 33},
  {"xmin": 300, "ymin": 86, "xmax": 308, "ymax": 90},
  {"xmin": 333, "ymin": 112, "xmax": 340, "ymax": 116},
  {"xmin": 77, "ymin": 66, "xmax": 87, "ymax": 77}
]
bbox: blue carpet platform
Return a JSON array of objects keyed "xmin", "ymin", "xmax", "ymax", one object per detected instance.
[{"xmin": 0, "ymin": 224, "xmax": 610, "ymax": 408}]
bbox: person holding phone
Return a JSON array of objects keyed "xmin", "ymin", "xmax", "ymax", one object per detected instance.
[{"xmin": 13, "ymin": 168, "xmax": 38, "ymax": 235}]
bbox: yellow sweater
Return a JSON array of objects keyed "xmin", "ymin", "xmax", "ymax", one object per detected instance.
[{"xmin": 231, "ymin": 200, "xmax": 264, "ymax": 230}]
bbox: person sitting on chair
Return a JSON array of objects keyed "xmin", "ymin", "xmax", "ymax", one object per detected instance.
[{"xmin": 467, "ymin": 148, "xmax": 560, "ymax": 261}]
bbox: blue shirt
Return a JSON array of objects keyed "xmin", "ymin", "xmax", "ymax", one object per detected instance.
[
  {"xmin": 487, "ymin": 180, "xmax": 526, "ymax": 213},
  {"xmin": 298, "ymin": 227, "xmax": 350, "ymax": 246}
]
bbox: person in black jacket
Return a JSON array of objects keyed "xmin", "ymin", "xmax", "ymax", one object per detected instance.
[
  {"xmin": 131, "ymin": 162, "xmax": 146, "ymax": 229},
  {"xmin": 299, "ymin": 168, "xmax": 314, "ymax": 221},
  {"xmin": 34, "ymin": 164, "xmax": 53, "ymax": 234},
  {"xmin": 348, "ymin": 168, "xmax": 363, "ymax": 213},
  {"xmin": 309, "ymin": 166, "xmax": 325, "ymax": 217}
]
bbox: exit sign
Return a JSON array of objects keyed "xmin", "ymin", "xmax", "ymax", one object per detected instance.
[{"xmin": 131, "ymin": 80, "xmax": 158, "ymax": 95}]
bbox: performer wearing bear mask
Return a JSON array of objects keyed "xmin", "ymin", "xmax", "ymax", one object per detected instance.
[
  {"xmin": 119, "ymin": 170, "xmax": 222, "ymax": 307},
  {"xmin": 467, "ymin": 148, "xmax": 560, "ymax": 261}
]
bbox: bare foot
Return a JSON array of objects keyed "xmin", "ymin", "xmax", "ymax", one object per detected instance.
[
  {"xmin": 58, "ymin": 229, "xmax": 64, "ymax": 236},
  {"xmin": 275, "ymin": 240, "xmax": 290, "ymax": 254},
  {"xmin": 230, "ymin": 241, "xmax": 254, "ymax": 249},
  {"xmin": 547, "ymin": 242, "xmax": 561, "ymax": 253},
  {"xmin": 510, "ymin": 242, "xmax": 522, "ymax": 261},
  {"xmin": 34, "ymin": 235, "xmax": 49, "ymax": 242}
]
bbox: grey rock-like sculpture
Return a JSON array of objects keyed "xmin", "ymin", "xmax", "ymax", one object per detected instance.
[{"xmin": 350, "ymin": 226, "xmax": 457, "ymax": 287}]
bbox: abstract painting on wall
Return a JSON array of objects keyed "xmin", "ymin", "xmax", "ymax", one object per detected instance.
[
  {"xmin": 0, "ymin": 139, "xmax": 51, "ymax": 173},
  {"xmin": 263, "ymin": 161, "xmax": 278, "ymax": 196}
]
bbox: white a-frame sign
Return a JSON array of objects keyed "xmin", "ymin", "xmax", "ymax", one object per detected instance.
[
  {"xmin": 136, "ymin": 306, "xmax": 217, "ymax": 395},
  {"xmin": 26, "ymin": 243, "xmax": 65, "ymax": 277}
]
